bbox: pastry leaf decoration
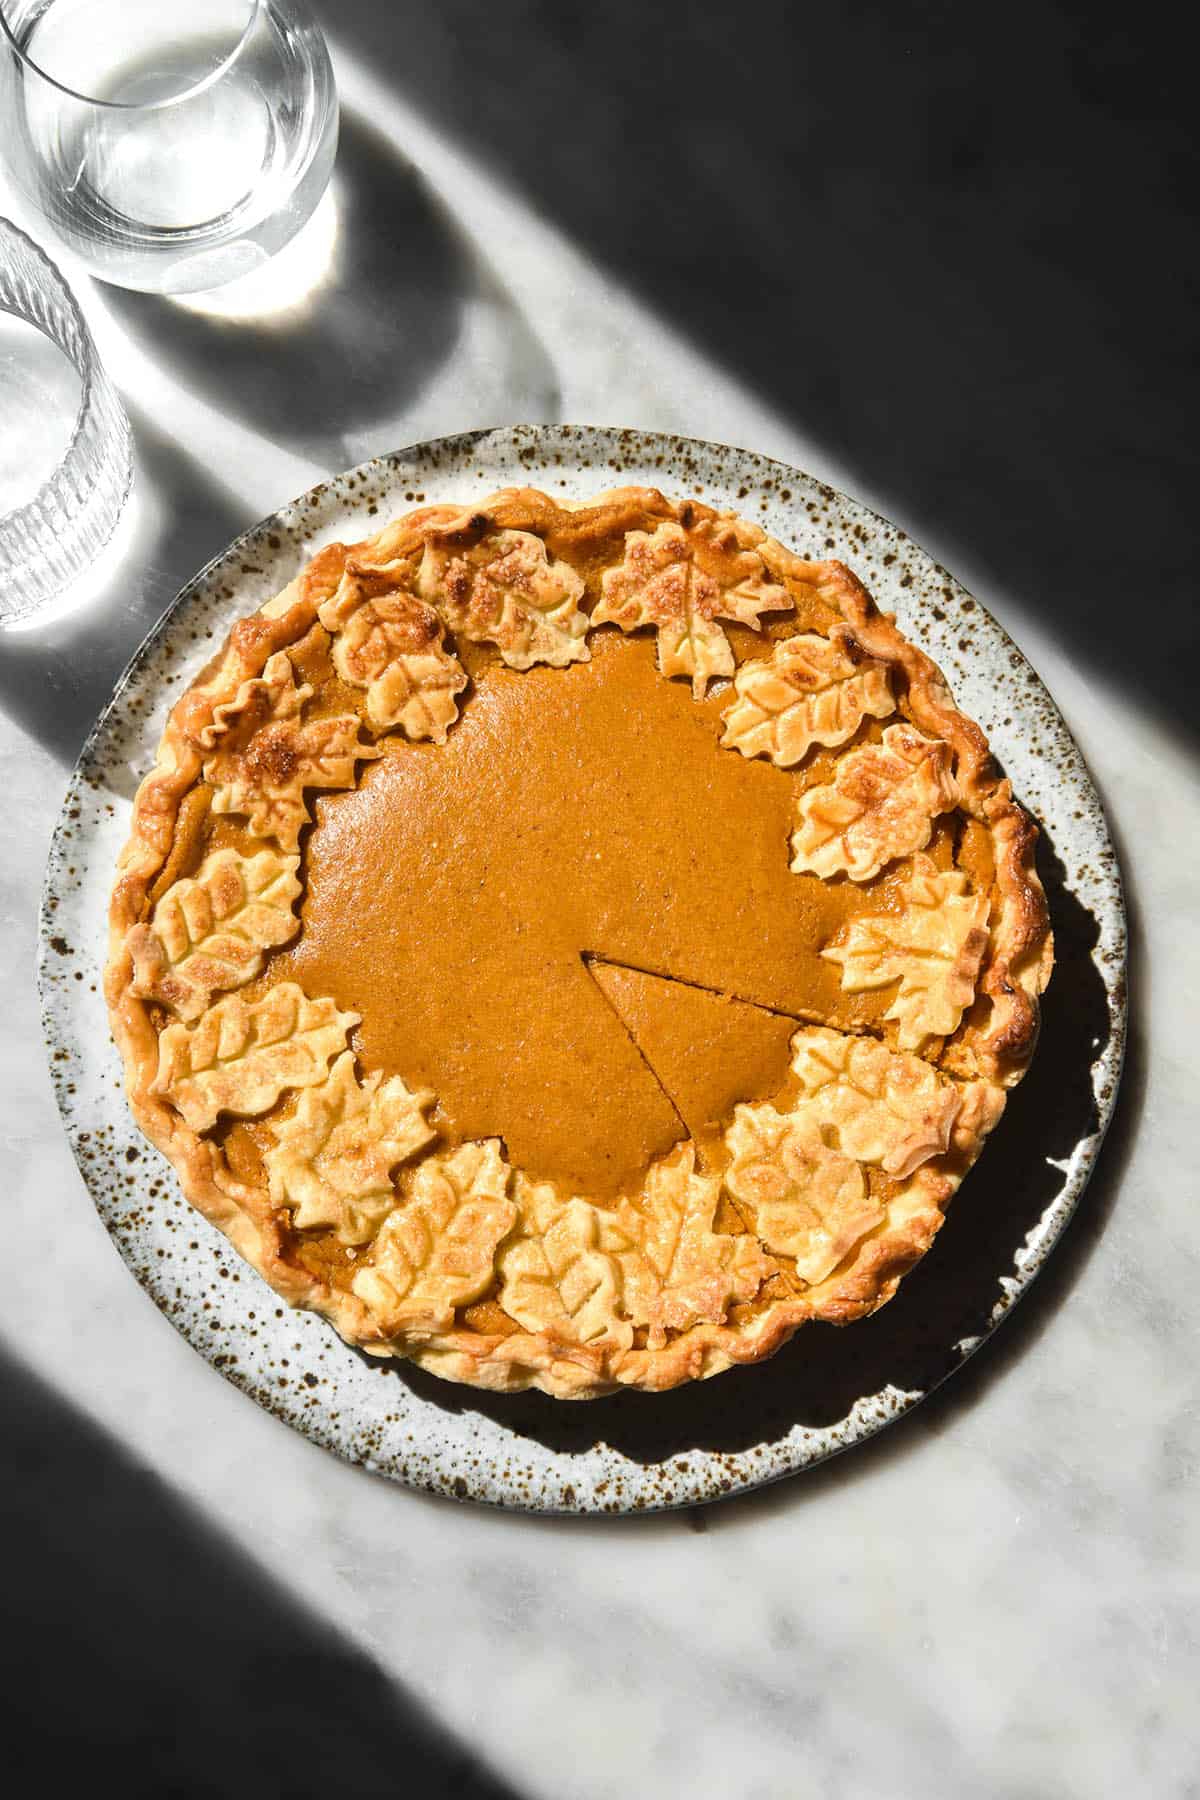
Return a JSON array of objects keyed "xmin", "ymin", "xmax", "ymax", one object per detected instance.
[
  {"xmin": 498, "ymin": 1181, "xmax": 635, "ymax": 1349},
  {"xmin": 723, "ymin": 1102, "xmax": 882, "ymax": 1286},
  {"xmin": 787, "ymin": 1026, "xmax": 961, "ymax": 1179},
  {"xmin": 616, "ymin": 1142, "xmax": 773, "ymax": 1347},
  {"xmin": 594, "ymin": 518, "xmax": 792, "ymax": 698},
  {"xmin": 318, "ymin": 571, "xmax": 467, "ymax": 742},
  {"xmin": 266, "ymin": 1051, "xmax": 435, "ymax": 1245},
  {"xmin": 790, "ymin": 722, "xmax": 958, "ymax": 882},
  {"xmin": 822, "ymin": 856, "xmax": 990, "ymax": 1049},
  {"xmin": 352, "ymin": 1141, "xmax": 517, "ymax": 1333},
  {"xmin": 721, "ymin": 629, "xmax": 894, "ymax": 766},
  {"xmin": 417, "ymin": 527, "xmax": 590, "ymax": 669},
  {"xmin": 153, "ymin": 982, "xmax": 358, "ymax": 1132},
  {"xmin": 201, "ymin": 652, "xmax": 378, "ymax": 852},
  {"xmin": 128, "ymin": 847, "xmax": 302, "ymax": 1022},
  {"xmin": 195, "ymin": 650, "xmax": 304, "ymax": 751}
]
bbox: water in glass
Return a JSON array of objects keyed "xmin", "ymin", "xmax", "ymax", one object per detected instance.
[{"xmin": 0, "ymin": 0, "xmax": 338, "ymax": 293}]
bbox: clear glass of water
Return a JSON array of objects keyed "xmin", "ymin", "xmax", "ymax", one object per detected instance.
[
  {"xmin": 0, "ymin": 0, "xmax": 338, "ymax": 294},
  {"xmin": 0, "ymin": 217, "xmax": 132, "ymax": 624}
]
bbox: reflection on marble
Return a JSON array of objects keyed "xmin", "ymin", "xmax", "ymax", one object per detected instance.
[{"xmin": 1, "ymin": 3, "xmax": 1196, "ymax": 1795}]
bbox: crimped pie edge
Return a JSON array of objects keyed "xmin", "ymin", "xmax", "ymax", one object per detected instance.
[{"xmin": 104, "ymin": 485, "xmax": 1051, "ymax": 1399}]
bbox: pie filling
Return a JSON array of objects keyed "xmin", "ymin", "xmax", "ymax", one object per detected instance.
[
  {"xmin": 110, "ymin": 487, "xmax": 1048, "ymax": 1396},
  {"xmin": 158, "ymin": 638, "xmax": 983, "ymax": 1184},
  {"xmin": 204, "ymin": 628, "xmax": 956, "ymax": 1199}
]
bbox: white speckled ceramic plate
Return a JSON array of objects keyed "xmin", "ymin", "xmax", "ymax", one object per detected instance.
[{"xmin": 39, "ymin": 426, "xmax": 1125, "ymax": 1513}]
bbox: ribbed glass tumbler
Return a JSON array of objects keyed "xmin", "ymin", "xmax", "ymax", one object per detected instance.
[{"xmin": 0, "ymin": 217, "xmax": 132, "ymax": 625}]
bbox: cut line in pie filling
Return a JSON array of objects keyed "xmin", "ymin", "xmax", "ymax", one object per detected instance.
[
  {"xmin": 108, "ymin": 486, "xmax": 1052, "ymax": 1397},
  {"xmin": 273, "ymin": 627, "xmax": 934, "ymax": 1197},
  {"xmin": 582, "ymin": 952, "xmax": 805, "ymax": 1146}
]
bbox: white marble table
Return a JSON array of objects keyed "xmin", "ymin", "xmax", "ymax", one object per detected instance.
[{"xmin": 3, "ymin": 9, "xmax": 1196, "ymax": 1794}]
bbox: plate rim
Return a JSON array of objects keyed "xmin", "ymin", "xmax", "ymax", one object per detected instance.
[{"xmin": 38, "ymin": 422, "xmax": 1128, "ymax": 1514}]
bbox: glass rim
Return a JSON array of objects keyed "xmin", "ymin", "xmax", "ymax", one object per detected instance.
[{"xmin": 0, "ymin": 0, "xmax": 263, "ymax": 113}]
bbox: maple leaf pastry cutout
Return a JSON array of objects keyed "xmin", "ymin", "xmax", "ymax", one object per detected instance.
[
  {"xmin": 723, "ymin": 1102, "xmax": 883, "ymax": 1286},
  {"xmin": 198, "ymin": 651, "xmax": 379, "ymax": 851},
  {"xmin": 317, "ymin": 567, "xmax": 467, "ymax": 742},
  {"xmin": 822, "ymin": 855, "xmax": 990, "ymax": 1050},
  {"xmin": 498, "ymin": 1179, "xmax": 635, "ymax": 1351},
  {"xmin": 417, "ymin": 527, "xmax": 590, "ymax": 669},
  {"xmin": 790, "ymin": 723, "xmax": 958, "ymax": 882},
  {"xmin": 786, "ymin": 1025, "xmax": 962, "ymax": 1179},
  {"xmin": 594, "ymin": 517, "xmax": 792, "ymax": 697},
  {"xmin": 614, "ymin": 1143, "xmax": 773, "ymax": 1348},
  {"xmin": 265, "ymin": 1052, "xmax": 435, "ymax": 1245}
]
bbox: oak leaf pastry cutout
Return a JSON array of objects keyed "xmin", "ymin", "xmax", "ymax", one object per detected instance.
[
  {"xmin": 152, "ymin": 982, "xmax": 358, "ymax": 1132},
  {"xmin": 198, "ymin": 651, "xmax": 378, "ymax": 851},
  {"xmin": 317, "ymin": 569, "xmax": 467, "ymax": 742},
  {"xmin": 721, "ymin": 629, "xmax": 895, "ymax": 766},
  {"xmin": 127, "ymin": 847, "xmax": 302, "ymax": 1022},
  {"xmin": 822, "ymin": 855, "xmax": 991, "ymax": 1050},
  {"xmin": 106, "ymin": 482, "xmax": 1052, "ymax": 1399},
  {"xmin": 266, "ymin": 1052, "xmax": 435, "ymax": 1245},
  {"xmin": 417, "ymin": 526, "xmax": 589, "ymax": 669},
  {"xmin": 790, "ymin": 722, "xmax": 958, "ymax": 882},
  {"xmin": 352, "ymin": 1141, "xmax": 518, "ymax": 1334},
  {"xmin": 724, "ymin": 1102, "xmax": 883, "ymax": 1286},
  {"xmin": 593, "ymin": 517, "xmax": 792, "ymax": 697}
]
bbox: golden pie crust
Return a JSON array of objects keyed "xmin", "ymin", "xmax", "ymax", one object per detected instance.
[{"xmin": 105, "ymin": 487, "xmax": 1052, "ymax": 1398}]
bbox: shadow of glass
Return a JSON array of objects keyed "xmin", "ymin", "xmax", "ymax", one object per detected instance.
[
  {"xmin": 0, "ymin": 406, "xmax": 249, "ymax": 766},
  {"xmin": 0, "ymin": 1344, "xmax": 522, "ymax": 1795},
  {"xmin": 387, "ymin": 829, "xmax": 1127, "ymax": 1471},
  {"xmin": 326, "ymin": 0, "xmax": 1198, "ymax": 749},
  {"xmin": 100, "ymin": 111, "xmax": 560, "ymax": 469}
]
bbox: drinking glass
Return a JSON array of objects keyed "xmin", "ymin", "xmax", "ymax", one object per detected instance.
[
  {"xmin": 0, "ymin": 217, "xmax": 132, "ymax": 623},
  {"xmin": 0, "ymin": 0, "xmax": 338, "ymax": 294}
]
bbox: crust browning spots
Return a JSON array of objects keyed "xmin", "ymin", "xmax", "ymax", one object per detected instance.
[
  {"xmin": 301, "ymin": 542, "xmax": 350, "ymax": 607},
  {"xmin": 244, "ymin": 728, "xmax": 300, "ymax": 786},
  {"xmin": 106, "ymin": 483, "xmax": 1052, "ymax": 1399}
]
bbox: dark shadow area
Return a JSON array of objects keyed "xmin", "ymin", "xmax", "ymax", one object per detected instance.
[
  {"xmin": 0, "ymin": 406, "xmax": 249, "ymax": 766},
  {"xmin": 326, "ymin": 0, "xmax": 1199, "ymax": 746},
  {"xmin": 102, "ymin": 111, "xmax": 559, "ymax": 468},
  {"xmin": 0, "ymin": 1344, "xmax": 523, "ymax": 1796},
  {"xmin": 393, "ymin": 829, "xmax": 1132, "ymax": 1471}
]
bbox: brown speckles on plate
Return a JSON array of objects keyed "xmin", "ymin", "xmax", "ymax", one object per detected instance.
[{"xmin": 37, "ymin": 425, "xmax": 1125, "ymax": 1516}]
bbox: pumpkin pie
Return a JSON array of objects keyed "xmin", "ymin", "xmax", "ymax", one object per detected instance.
[{"xmin": 105, "ymin": 487, "xmax": 1052, "ymax": 1397}]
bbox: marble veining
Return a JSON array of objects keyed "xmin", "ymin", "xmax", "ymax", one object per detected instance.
[{"xmin": 1, "ymin": 26, "xmax": 1195, "ymax": 1796}]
